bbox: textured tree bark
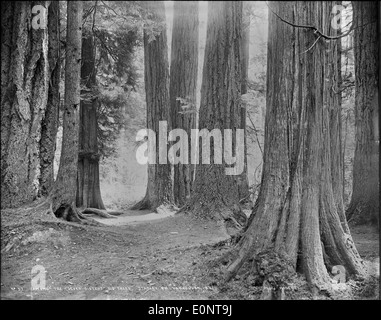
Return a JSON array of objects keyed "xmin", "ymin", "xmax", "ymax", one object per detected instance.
[
  {"xmin": 1, "ymin": 1, "xmax": 49, "ymax": 208},
  {"xmin": 76, "ymin": 34, "xmax": 106, "ymax": 210},
  {"xmin": 346, "ymin": 1, "xmax": 379, "ymax": 226},
  {"xmin": 132, "ymin": 1, "xmax": 173, "ymax": 211},
  {"xmin": 225, "ymin": 1, "xmax": 364, "ymax": 295},
  {"xmin": 39, "ymin": 0, "xmax": 60, "ymax": 197},
  {"xmin": 237, "ymin": 2, "xmax": 250, "ymax": 203},
  {"xmin": 327, "ymin": 19, "xmax": 348, "ymax": 232},
  {"xmin": 182, "ymin": 1, "xmax": 247, "ymax": 228},
  {"xmin": 50, "ymin": 1, "xmax": 83, "ymax": 221},
  {"xmin": 169, "ymin": 1, "xmax": 198, "ymax": 207}
]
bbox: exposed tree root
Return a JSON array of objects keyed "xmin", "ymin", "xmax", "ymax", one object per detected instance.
[
  {"xmin": 81, "ymin": 208, "xmax": 117, "ymax": 219},
  {"xmin": 1, "ymin": 198, "xmax": 105, "ymax": 229},
  {"xmin": 176, "ymin": 204, "xmax": 187, "ymax": 215},
  {"xmin": 46, "ymin": 201, "xmax": 103, "ymax": 226},
  {"xmin": 107, "ymin": 211, "xmax": 125, "ymax": 216},
  {"xmin": 130, "ymin": 197, "xmax": 151, "ymax": 211},
  {"xmin": 131, "ymin": 196, "xmax": 178, "ymax": 215},
  {"xmin": 223, "ymin": 180, "xmax": 365, "ymax": 290}
]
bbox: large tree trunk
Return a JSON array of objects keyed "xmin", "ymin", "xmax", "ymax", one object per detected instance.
[
  {"xmin": 50, "ymin": 1, "xmax": 83, "ymax": 221},
  {"xmin": 76, "ymin": 34, "xmax": 106, "ymax": 210},
  {"xmin": 346, "ymin": 1, "xmax": 379, "ymax": 226},
  {"xmin": 225, "ymin": 1, "xmax": 364, "ymax": 295},
  {"xmin": 132, "ymin": 1, "xmax": 173, "ymax": 211},
  {"xmin": 169, "ymin": 1, "xmax": 199, "ymax": 207},
  {"xmin": 328, "ymin": 20, "xmax": 348, "ymax": 232},
  {"xmin": 237, "ymin": 1, "xmax": 250, "ymax": 203},
  {"xmin": 39, "ymin": 0, "xmax": 60, "ymax": 197},
  {"xmin": 1, "ymin": 1, "xmax": 49, "ymax": 208},
  {"xmin": 182, "ymin": 1, "xmax": 247, "ymax": 228}
]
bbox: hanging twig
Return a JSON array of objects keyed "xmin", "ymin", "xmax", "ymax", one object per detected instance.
[{"xmin": 302, "ymin": 35, "xmax": 322, "ymax": 54}]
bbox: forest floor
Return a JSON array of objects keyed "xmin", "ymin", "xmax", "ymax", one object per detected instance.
[{"xmin": 0, "ymin": 201, "xmax": 379, "ymax": 300}]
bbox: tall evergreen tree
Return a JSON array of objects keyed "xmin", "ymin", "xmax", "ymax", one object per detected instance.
[
  {"xmin": 39, "ymin": 0, "xmax": 60, "ymax": 197},
  {"xmin": 225, "ymin": 1, "xmax": 364, "ymax": 295},
  {"xmin": 50, "ymin": 1, "xmax": 83, "ymax": 221},
  {"xmin": 169, "ymin": 1, "xmax": 199, "ymax": 206},
  {"xmin": 132, "ymin": 1, "xmax": 173, "ymax": 211},
  {"xmin": 182, "ymin": 1, "xmax": 247, "ymax": 228},
  {"xmin": 76, "ymin": 33, "xmax": 106, "ymax": 210}
]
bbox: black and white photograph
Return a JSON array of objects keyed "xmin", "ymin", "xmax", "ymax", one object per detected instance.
[{"xmin": 0, "ymin": 0, "xmax": 379, "ymax": 304}]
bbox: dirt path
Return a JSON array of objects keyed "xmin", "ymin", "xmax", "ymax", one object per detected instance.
[
  {"xmin": 91, "ymin": 209, "xmax": 177, "ymax": 226},
  {"xmin": 1, "ymin": 212, "xmax": 231, "ymax": 300},
  {"xmin": 1, "ymin": 208, "xmax": 379, "ymax": 300}
]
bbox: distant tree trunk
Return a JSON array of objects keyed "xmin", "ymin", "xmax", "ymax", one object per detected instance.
[
  {"xmin": 237, "ymin": 1, "xmax": 250, "ymax": 203},
  {"xmin": 1, "ymin": 1, "xmax": 49, "ymax": 208},
  {"xmin": 76, "ymin": 34, "xmax": 106, "ymax": 210},
  {"xmin": 182, "ymin": 1, "xmax": 247, "ymax": 228},
  {"xmin": 39, "ymin": 0, "xmax": 60, "ymax": 196},
  {"xmin": 225, "ymin": 1, "xmax": 364, "ymax": 295},
  {"xmin": 132, "ymin": 1, "xmax": 173, "ymax": 211},
  {"xmin": 346, "ymin": 1, "xmax": 379, "ymax": 226},
  {"xmin": 169, "ymin": 1, "xmax": 199, "ymax": 207},
  {"xmin": 50, "ymin": 1, "xmax": 83, "ymax": 221}
]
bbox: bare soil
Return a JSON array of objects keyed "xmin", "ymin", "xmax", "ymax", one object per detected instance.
[{"xmin": 1, "ymin": 202, "xmax": 379, "ymax": 300}]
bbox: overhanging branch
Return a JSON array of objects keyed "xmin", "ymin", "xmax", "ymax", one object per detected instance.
[{"xmin": 265, "ymin": 1, "xmax": 354, "ymax": 41}]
